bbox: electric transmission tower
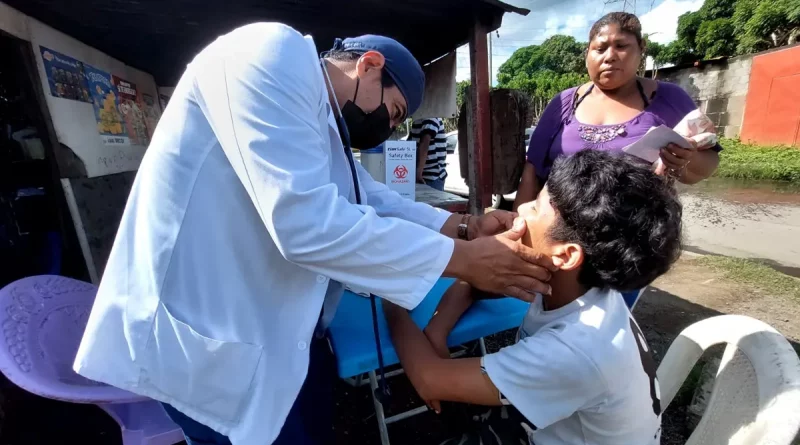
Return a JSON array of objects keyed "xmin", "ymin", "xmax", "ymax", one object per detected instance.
[{"xmin": 603, "ymin": 0, "xmax": 636, "ymax": 14}]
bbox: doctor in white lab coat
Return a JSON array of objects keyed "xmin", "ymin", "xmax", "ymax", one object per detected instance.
[{"xmin": 74, "ymin": 23, "xmax": 553, "ymax": 445}]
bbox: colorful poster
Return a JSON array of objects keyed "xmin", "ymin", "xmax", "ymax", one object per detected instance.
[
  {"xmin": 158, "ymin": 93, "xmax": 171, "ymax": 111},
  {"xmin": 85, "ymin": 66, "xmax": 128, "ymax": 146},
  {"xmin": 141, "ymin": 93, "xmax": 162, "ymax": 140},
  {"xmin": 40, "ymin": 46, "xmax": 92, "ymax": 103},
  {"xmin": 112, "ymin": 76, "xmax": 149, "ymax": 146}
]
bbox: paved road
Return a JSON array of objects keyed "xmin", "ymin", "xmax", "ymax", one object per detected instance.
[{"xmin": 680, "ymin": 193, "xmax": 800, "ymax": 273}]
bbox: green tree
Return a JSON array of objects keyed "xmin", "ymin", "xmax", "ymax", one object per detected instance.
[
  {"xmin": 658, "ymin": 39, "xmax": 696, "ymax": 66},
  {"xmin": 645, "ymin": 39, "xmax": 667, "ymax": 77},
  {"xmin": 698, "ymin": 0, "xmax": 738, "ymax": 21},
  {"xmin": 456, "ymin": 80, "xmax": 470, "ymax": 110},
  {"xmin": 663, "ymin": 0, "xmax": 799, "ymax": 63},
  {"xmin": 496, "ymin": 35, "xmax": 589, "ymax": 120},
  {"xmin": 645, "ymin": 40, "xmax": 665, "ymax": 63},
  {"xmin": 500, "ymin": 70, "xmax": 588, "ymax": 118},
  {"xmin": 496, "ymin": 35, "xmax": 585, "ymax": 85},
  {"xmin": 736, "ymin": 0, "xmax": 800, "ymax": 53},
  {"xmin": 676, "ymin": 11, "xmax": 703, "ymax": 49},
  {"xmin": 673, "ymin": 0, "xmax": 739, "ymax": 61},
  {"xmin": 695, "ymin": 18, "xmax": 737, "ymax": 58}
]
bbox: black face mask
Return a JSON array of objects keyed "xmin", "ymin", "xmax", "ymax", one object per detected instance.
[{"xmin": 341, "ymin": 77, "xmax": 393, "ymax": 149}]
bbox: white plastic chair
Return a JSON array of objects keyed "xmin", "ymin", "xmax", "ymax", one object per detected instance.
[{"xmin": 657, "ymin": 315, "xmax": 800, "ymax": 445}]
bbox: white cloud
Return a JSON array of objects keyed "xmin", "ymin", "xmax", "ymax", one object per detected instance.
[
  {"xmin": 639, "ymin": 0, "xmax": 704, "ymax": 43},
  {"xmin": 455, "ymin": 0, "xmax": 704, "ymax": 83},
  {"xmin": 565, "ymin": 14, "xmax": 589, "ymax": 31}
]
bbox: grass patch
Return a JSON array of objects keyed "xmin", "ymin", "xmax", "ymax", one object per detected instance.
[
  {"xmin": 694, "ymin": 255, "xmax": 800, "ymax": 301},
  {"xmin": 716, "ymin": 138, "xmax": 800, "ymax": 182},
  {"xmin": 673, "ymin": 361, "xmax": 706, "ymax": 407}
]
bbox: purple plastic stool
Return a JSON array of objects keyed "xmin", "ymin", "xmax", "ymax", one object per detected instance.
[{"xmin": 0, "ymin": 275, "xmax": 184, "ymax": 445}]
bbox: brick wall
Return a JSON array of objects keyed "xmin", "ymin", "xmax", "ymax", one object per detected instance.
[{"xmin": 656, "ymin": 55, "xmax": 753, "ymax": 138}]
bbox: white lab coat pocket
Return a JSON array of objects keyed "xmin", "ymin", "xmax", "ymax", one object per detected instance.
[{"xmin": 139, "ymin": 303, "xmax": 263, "ymax": 423}]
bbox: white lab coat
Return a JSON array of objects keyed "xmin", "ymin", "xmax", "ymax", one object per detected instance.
[{"xmin": 73, "ymin": 23, "xmax": 454, "ymax": 445}]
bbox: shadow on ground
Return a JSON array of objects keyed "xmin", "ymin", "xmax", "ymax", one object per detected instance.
[{"xmin": 0, "ymin": 286, "xmax": 796, "ymax": 445}]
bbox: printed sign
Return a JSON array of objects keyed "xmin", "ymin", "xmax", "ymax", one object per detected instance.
[
  {"xmin": 159, "ymin": 93, "xmax": 171, "ymax": 111},
  {"xmin": 384, "ymin": 140, "xmax": 416, "ymax": 200},
  {"xmin": 112, "ymin": 76, "xmax": 149, "ymax": 146},
  {"xmin": 85, "ymin": 66, "xmax": 129, "ymax": 146},
  {"xmin": 40, "ymin": 46, "xmax": 92, "ymax": 103},
  {"xmin": 141, "ymin": 93, "xmax": 162, "ymax": 140}
]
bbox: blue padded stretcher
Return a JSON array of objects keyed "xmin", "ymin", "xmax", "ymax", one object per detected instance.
[{"xmin": 329, "ymin": 278, "xmax": 529, "ymax": 379}]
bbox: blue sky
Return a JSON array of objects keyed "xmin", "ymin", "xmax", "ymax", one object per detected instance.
[{"xmin": 455, "ymin": 0, "xmax": 706, "ymax": 82}]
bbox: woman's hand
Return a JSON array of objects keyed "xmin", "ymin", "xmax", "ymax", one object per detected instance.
[{"xmin": 655, "ymin": 138, "xmax": 697, "ymax": 178}]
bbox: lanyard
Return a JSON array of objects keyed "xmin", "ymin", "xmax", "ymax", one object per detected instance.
[{"xmin": 321, "ymin": 60, "xmax": 391, "ymax": 403}]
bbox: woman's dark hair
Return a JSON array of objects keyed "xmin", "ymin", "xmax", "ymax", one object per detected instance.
[
  {"xmin": 324, "ymin": 50, "xmax": 396, "ymax": 88},
  {"xmin": 589, "ymin": 12, "xmax": 644, "ymax": 49},
  {"xmin": 546, "ymin": 149, "xmax": 682, "ymax": 292}
]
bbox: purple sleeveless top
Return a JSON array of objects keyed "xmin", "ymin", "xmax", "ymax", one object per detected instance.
[{"xmin": 526, "ymin": 81, "xmax": 721, "ymax": 181}]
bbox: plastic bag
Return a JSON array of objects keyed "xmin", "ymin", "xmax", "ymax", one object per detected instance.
[{"xmin": 673, "ymin": 109, "xmax": 718, "ymax": 150}]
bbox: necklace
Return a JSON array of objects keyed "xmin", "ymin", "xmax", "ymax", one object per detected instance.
[
  {"xmin": 573, "ymin": 80, "xmax": 650, "ymax": 145},
  {"xmin": 578, "ymin": 124, "xmax": 627, "ymax": 143}
]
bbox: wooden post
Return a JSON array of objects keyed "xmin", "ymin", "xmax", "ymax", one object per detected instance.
[{"xmin": 467, "ymin": 19, "xmax": 492, "ymax": 215}]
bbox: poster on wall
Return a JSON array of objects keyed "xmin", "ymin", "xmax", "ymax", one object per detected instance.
[
  {"xmin": 84, "ymin": 66, "xmax": 129, "ymax": 146},
  {"xmin": 141, "ymin": 93, "xmax": 162, "ymax": 140},
  {"xmin": 158, "ymin": 93, "xmax": 171, "ymax": 111},
  {"xmin": 112, "ymin": 76, "xmax": 149, "ymax": 146},
  {"xmin": 40, "ymin": 46, "xmax": 92, "ymax": 103}
]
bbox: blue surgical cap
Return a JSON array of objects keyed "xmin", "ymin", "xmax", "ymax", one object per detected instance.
[{"xmin": 332, "ymin": 35, "xmax": 426, "ymax": 116}]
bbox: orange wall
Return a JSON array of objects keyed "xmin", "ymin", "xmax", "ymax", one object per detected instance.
[{"xmin": 740, "ymin": 45, "xmax": 800, "ymax": 147}]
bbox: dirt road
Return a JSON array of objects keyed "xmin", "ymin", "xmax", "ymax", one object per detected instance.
[{"xmin": 680, "ymin": 189, "xmax": 800, "ymax": 274}]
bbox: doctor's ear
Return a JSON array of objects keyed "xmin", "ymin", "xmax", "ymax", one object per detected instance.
[
  {"xmin": 551, "ymin": 243, "xmax": 583, "ymax": 271},
  {"xmin": 356, "ymin": 51, "xmax": 387, "ymax": 77}
]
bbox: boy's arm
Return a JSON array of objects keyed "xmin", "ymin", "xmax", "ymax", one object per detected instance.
[
  {"xmin": 423, "ymin": 280, "xmax": 476, "ymax": 358},
  {"xmin": 383, "ymin": 300, "xmax": 503, "ymax": 409}
]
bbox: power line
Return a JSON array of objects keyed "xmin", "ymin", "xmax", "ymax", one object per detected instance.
[{"xmin": 604, "ymin": 0, "xmax": 637, "ymax": 14}]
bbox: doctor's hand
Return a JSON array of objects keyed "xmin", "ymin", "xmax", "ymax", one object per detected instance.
[
  {"xmin": 449, "ymin": 218, "xmax": 554, "ymax": 302},
  {"xmin": 469, "ymin": 210, "xmax": 518, "ymax": 239}
]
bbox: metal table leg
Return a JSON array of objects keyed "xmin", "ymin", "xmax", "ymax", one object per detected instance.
[{"xmin": 369, "ymin": 370, "xmax": 391, "ymax": 445}]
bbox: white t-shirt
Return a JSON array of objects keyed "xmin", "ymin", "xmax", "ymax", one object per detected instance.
[{"xmin": 482, "ymin": 288, "xmax": 662, "ymax": 445}]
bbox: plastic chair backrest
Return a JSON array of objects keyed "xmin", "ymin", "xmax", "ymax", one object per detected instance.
[
  {"xmin": 0, "ymin": 275, "xmax": 142, "ymax": 403},
  {"xmin": 657, "ymin": 315, "xmax": 800, "ymax": 445}
]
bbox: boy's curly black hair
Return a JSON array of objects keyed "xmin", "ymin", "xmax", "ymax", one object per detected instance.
[{"xmin": 546, "ymin": 150, "xmax": 683, "ymax": 292}]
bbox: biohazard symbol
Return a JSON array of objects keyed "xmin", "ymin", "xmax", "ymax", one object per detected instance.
[{"xmin": 393, "ymin": 165, "xmax": 409, "ymax": 179}]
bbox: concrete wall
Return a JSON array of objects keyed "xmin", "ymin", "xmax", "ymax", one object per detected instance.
[{"xmin": 656, "ymin": 55, "xmax": 754, "ymax": 138}]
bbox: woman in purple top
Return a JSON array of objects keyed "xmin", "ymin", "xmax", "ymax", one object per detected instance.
[
  {"xmin": 515, "ymin": 12, "xmax": 722, "ymax": 308},
  {"xmin": 515, "ymin": 12, "xmax": 721, "ymax": 210}
]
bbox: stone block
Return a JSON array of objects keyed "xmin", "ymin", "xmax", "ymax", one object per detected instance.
[
  {"xmin": 706, "ymin": 97, "xmax": 729, "ymax": 114},
  {"xmin": 724, "ymin": 125, "xmax": 741, "ymax": 138},
  {"xmin": 727, "ymin": 95, "xmax": 746, "ymax": 109},
  {"xmin": 726, "ymin": 109, "xmax": 744, "ymax": 127}
]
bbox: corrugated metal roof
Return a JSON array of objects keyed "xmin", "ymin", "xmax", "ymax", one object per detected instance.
[{"xmin": 5, "ymin": 0, "xmax": 528, "ymax": 85}]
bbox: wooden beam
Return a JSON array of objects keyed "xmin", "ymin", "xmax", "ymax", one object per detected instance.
[{"xmin": 467, "ymin": 19, "xmax": 492, "ymax": 215}]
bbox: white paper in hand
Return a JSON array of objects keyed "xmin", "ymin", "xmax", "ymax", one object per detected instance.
[{"xmin": 622, "ymin": 125, "xmax": 692, "ymax": 163}]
